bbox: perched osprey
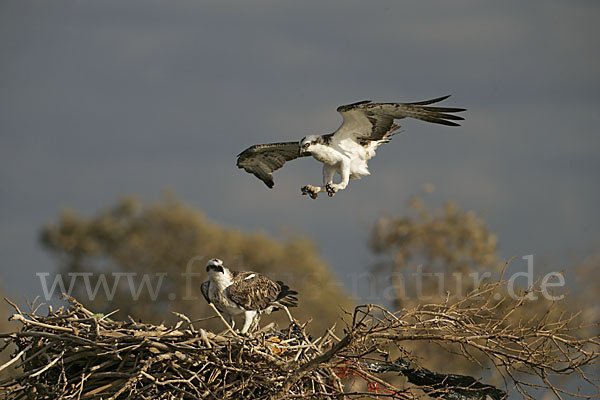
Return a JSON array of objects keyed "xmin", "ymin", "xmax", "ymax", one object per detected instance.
[
  {"xmin": 237, "ymin": 95, "xmax": 465, "ymax": 198},
  {"xmin": 201, "ymin": 258, "xmax": 298, "ymax": 334}
]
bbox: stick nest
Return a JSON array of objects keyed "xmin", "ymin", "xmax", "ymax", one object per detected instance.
[{"xmin": 0, "ymin": 296, "xmax": 342, "ymax": 399}]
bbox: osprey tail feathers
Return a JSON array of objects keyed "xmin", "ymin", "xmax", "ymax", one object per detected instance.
[{"xmin": 275, "ymin": 281, "xmax": 299, "ymax": 307}]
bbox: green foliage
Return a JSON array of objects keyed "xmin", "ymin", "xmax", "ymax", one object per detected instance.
[{"xmin": 40, "ymin": 196, "xmax": 353, "ymax": 335}]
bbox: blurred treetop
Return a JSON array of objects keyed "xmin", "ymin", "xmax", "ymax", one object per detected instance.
[{"xmin": 39, "ymin": 195, "xmax": 354, "ymax": 335}]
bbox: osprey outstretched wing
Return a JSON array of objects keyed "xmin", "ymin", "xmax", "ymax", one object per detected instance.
[
  {"xmin": 237, "ymin": 142, "xmax": 310, "ymax": 188},
  {"xmin": 334, "ymin": 95, "xmax": 464, "ymax": 143},
  {"xmin": 236, "ymin": 95, "xmax": 465, "ymax": 198}
]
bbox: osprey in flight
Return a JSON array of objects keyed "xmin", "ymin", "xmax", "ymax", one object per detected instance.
[
  {"xmin": 237, "ymin": 95, "xmax": 465, "ymax": 198},
  {"xmin": 201, "ymin": 258, "xmax": 298, "ymax": 334}
]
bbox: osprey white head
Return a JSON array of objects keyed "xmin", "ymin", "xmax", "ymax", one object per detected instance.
[
  {"xmin": 299, "ymin": 135, "xmax": 321, "ymax": 155},
  {"xmin": 206, "ymin": 258, "xmax": 227, "ymax": 278}
]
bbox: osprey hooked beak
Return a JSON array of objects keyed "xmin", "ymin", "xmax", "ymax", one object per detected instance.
[{"xmin": 299, "ymin": 142, "xmax": 311, "ymax": 156}]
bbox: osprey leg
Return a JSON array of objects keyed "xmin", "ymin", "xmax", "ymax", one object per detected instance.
[
  {"xmin": 323, "ymin": 164, "xmax": 335, "ymax": 187},
  {"xmin": 301, "ymin": 164, "xmax": 336, "ymax": 199},
  {"xmin": 326, "ymin": 158, "xmax": 350, "ymax": 197},
  {"xmin": 240, "ymin": 310, "xmax": 258, "ymax": 334}
]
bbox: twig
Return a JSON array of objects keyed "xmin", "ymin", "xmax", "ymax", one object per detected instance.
[
  {"xmin": 208, "ymin": 303, "xmax": 238, "ymax": 337},
  {"xmin": 30, "ymin": 350, "xmax": 65, "ymax": 377},
  {"xmin": 9, "ymin": 314, "xmax": 75, "ymax": 333},
  {"xmin": 0, "ymin": 343, "xmax": 32, "ymax": 373}
]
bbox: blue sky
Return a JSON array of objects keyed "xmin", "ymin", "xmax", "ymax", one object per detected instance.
[{"xmin": 1, "ymin": 0, "xmax": 599, "ymax": 304}]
